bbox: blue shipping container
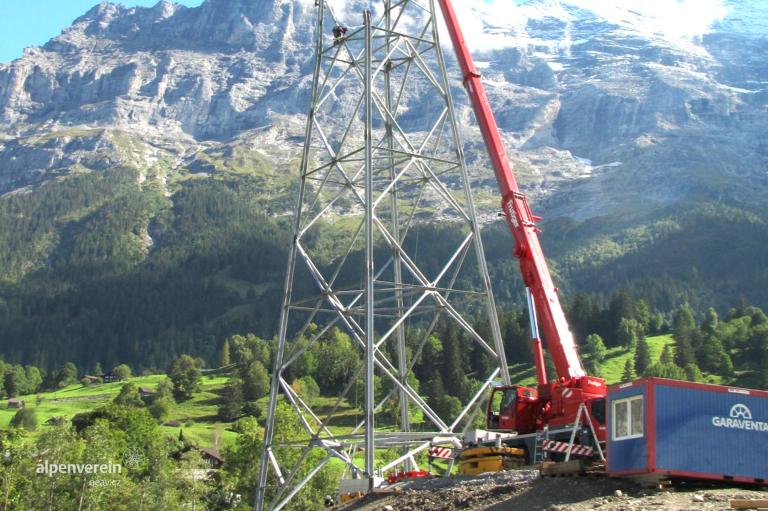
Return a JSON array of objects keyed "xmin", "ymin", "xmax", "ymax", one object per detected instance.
[{"xmin": 607, "ymin": 377, "xmax": 768, "ymax": 483}]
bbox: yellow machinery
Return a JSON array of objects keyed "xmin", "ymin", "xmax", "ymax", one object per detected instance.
[
  {"xmin": 339, "ymin": 491, "xmax": 363, "ymax": 504},
  {"xmin": 458, "ymin": 446, "xmax": 526, "ymax": 475}
]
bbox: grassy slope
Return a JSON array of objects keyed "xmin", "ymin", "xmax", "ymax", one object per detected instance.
[
  {"xmin": 0, "ymin": 374, "xmax": 238, "ymax": 450},
  {"xmin": 599, "ymin": 334, "xmax": 669, "ymax": 383},
  {"xmin": 507, "ymin": 334, "xmax": 722, "ymax": 386},
  {"xmin": 0, "ymin": 334, "xmax": 726, "ymax": 453},
  {"xmin": 597, "ymin": 334, "xmax": 723, "ymax": 385}
]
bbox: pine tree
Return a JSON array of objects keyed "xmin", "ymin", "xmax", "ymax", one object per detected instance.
[
  {"xmin": 617, "ymin": 318, "xmax": 642, "ymax": 351},
  {"xmin": 441, "ymin": 323, "xmax": 469, "ymax": 400},
  {"xmin": 608, "ymin": 289, "xmax": 635, "ymax": 346},
  {"xmin": 675, "ymin": 335, "xmax": 697, "ymax": 368},
  {"xmin": 219, "ymin": 338, "xmax": 231, "ymax": 368},
  {"xmin": 684, "ymin": 363, "xmax": 703, "ymax": 382},
  {"xmin": 660, "ymin": 345, "xmax": 674, "ymax": 365},
  {"xmin": 470, "ymin": 316, "xmax": 494, "ymax": 376},
  {"xmin": 672, "ymin": 304, "xmax": 697, "ymax": 367},
  {"xmin": 501, "ymin": 311, "xmax": 530, "ymax": 364},
  {"xmin": 569, "ymin": 293, "xmax": 597, "ymax": 343},
  {"xmin": 433, "ymin": 395, "xmax": 462, "ymax": 421},
  {"xmin": 719, "ymin": 352, "xmax": 734, "ymax": 377},
  {"xmin": 701, "ymin": 335, "xmax": 725, "ymax": 372},
  {"xmin": 621, "ymin": 358, "xmax": 636, "ymax": 382},
  {"xmin": 645, "ymin": 362, "xmax": 686, "ymax": 380},
  {"xmin": 633, "ymin": 299, "xmax": 651, "ymax": 333},
  {"xmin": 219, "ymin": 379, "xmax": 244, "ymax": 421},
  {"xmin": 441, "ymin": 323, "xmax": 463, "ymax": 377},
  {"xmin": 634, "ymin": 337, "xmax": 652, "ymax": 375},
  {"xmin": 702, "ymin": 307, "xmax": 719, "ymax": 335},
  {"xmin": 673, "ymin": 304, "xmax": 697, "ymax": 338},
  {"xmin": 424, "ymin": 374, "xmax": 446, "ymax": 413}
]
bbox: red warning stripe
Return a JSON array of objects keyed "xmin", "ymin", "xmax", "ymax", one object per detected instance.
[
  {"xmin": 428, "ymin": 446, "xmax": 453, "ymax": 459},
  {"xmin": 543, "ymin": 440, "xmax": 593, "ymax": 457}
]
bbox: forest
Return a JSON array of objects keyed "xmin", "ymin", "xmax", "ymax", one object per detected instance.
[
  {"xmin": 2, "ymin": 292, "xmax": 766, "ymax": 408},
  {"xmin": 1, "ymin": 294, "xmax": 766, "ymax": 510},
  {"xmin": 0, "ymin": 163, "xmax": 767, "ymax": 373}
]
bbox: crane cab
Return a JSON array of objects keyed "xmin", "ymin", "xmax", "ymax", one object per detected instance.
[{"xmin": 487, "ymin": 385, "xmax": 538, "ymax": 433}]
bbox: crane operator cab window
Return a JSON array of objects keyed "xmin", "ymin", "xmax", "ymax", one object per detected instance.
[
  {"xmin": 501, "ymin": 389, "xmax": 516, "ymax": 414},
  {"xmin": 487, "ymin": 387, "xmax": 537, "ymax": 430},
  {"xmin": 488, "ymin": 387, "xmax": 515, "ymax": 429}
]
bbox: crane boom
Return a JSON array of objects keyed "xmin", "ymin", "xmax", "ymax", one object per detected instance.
[{"xmin": 437, "ymin": 0, "xmax": 586, "ymax": 383}]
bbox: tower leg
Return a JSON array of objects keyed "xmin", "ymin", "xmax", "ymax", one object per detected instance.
[{"xmin": 363, "ymin": 9, "xmax": 376, "ymax": 486}]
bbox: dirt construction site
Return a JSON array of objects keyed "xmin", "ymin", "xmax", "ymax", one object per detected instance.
[{"xmin": 341, "ymin": 471, "xmax": 768, "ymax": 511}]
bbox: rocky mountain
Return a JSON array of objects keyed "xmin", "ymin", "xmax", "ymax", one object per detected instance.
[
  {"xmin": 0, "ymin": 0, "xmax": 766, "ymax": 368},
  {"xmin": 0, "ymin": 0, "xmax": 317, "ymax": 197},
  {"xmin": 1, "ymin": 0, "xmax": 765, "ymax": 214}
]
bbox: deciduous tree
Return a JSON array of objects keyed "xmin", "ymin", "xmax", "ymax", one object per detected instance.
[
  {"xmin": 168, "ymin": 355, "xmax": 202, "ymax": 401},
  {"xmin": 114, "ymin": 383, "xmax": 143, "ymax": 407},
  {"xmin": 112, "ymin": 363, "xmax": 132, "ymax": 381}
]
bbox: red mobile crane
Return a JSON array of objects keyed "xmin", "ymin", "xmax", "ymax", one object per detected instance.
[{"xmin": 436, "ymin": 0, "xmax": 607, "ymax": 445}]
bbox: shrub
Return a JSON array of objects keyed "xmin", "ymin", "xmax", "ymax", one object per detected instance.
[
  {"xmin": 112, "ymin": 364, "xmax": 132, "ymax": 381},
  {"xmin": 10, "ymin": 407, "xmax": 37, "ymax": 431},
  {"xmin": 149, "ymin": 397, "xmax": 173, "ymax": 421}
]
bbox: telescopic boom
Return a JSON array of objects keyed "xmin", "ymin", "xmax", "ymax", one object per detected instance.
[{"xmin": 436, "ymin": 0, "xmax": 586, "ymax": 383}]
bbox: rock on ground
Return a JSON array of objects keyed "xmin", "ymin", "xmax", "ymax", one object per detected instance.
[{"xmin": 341, "ymin": 471, "xmax": 768, "ymax": 511}]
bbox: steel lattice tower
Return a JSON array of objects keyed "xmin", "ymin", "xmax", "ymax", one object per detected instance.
[{"xmin": 255, "ymin": 1, "xmax": 510, "ymax": 509}]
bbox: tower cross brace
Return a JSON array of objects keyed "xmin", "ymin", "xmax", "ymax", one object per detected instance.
[{"xmin": 255, "ymin": 2, "xmax": 510, "ymax": 509}]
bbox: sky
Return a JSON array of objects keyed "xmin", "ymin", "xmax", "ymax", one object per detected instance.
[{"xmin": 0, "ymin": 0, "xmax": 203, "ymax": 63}]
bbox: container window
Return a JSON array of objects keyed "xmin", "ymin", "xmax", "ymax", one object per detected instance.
[
  {"xmin": 612, "ymin": 395, "xmax": 643, "ymax": 440},
  {"xmin": 614, "ymin": 401, "xmax": 629, "ymax": 438}
]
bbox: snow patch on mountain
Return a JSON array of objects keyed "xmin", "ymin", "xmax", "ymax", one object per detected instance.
[{"xmin": 443, "ymin": 0, "xmax": 728, "ymax": 56}]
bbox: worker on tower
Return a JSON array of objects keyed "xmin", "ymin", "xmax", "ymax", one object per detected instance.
[{"xmin": 332, "ymin": 24, "xmax": 348, "ymax": 45}]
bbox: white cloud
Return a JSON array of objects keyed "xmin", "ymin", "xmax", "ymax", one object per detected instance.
[
  {"xmin": 434, "ymin": 0, "xmax": 527, "ymax": 52},
  {"xmin": 435, "ymin": 0, "xmax": 729, "ymax": 52},
  {"xmin": 564, "ymin": 0, "xmax": 729, "ymax": 39}
]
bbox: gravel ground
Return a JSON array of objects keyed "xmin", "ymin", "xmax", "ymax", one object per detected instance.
[{"xmin": 342, "ymin": 471, "xmax": 768, "ymax": 511}]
